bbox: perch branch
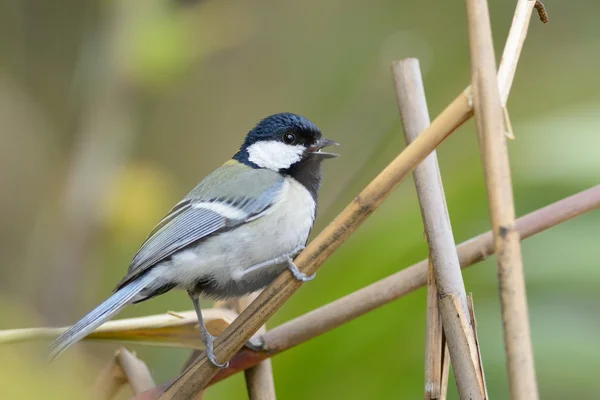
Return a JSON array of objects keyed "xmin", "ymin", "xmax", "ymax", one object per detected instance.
[
  {"xmin": 393, "ymin": 58, "xmax": 484, "ymax": 399},
  {"xmin": 466, "ymin": 0, "xmax": 538, "ymax": 397},
  {"xmin": 132, "ymin": 185, "xmax": 600, "ymax": 398}
]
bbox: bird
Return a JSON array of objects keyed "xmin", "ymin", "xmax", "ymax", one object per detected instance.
[{"xmin": 46, "ymin": 112, "xmax": 339, "ymax": 367}]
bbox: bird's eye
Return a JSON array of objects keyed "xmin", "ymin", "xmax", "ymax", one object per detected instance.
[{"xmin": 282, "ymin": 132, "xmax": 297, "ymax": 145}]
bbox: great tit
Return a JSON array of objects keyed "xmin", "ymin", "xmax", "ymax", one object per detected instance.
[{"xmin": 47, "ymin": 112, "xmax": 339, "ymax": 367}]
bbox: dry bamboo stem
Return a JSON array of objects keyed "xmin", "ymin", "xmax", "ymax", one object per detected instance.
[
  {"xmin": 158, "ymin": 86, "xmax": 472, "ymax": 400},
  {"xmin": 466, "ymin": 0, "xmax": 538, "ymax": 398},
  {"xmin": 439, "ymin": 342, "xmax": 450, "ymax": 400},
  {"xmin": 0, "ymin": 308, "xmax": 239, "ymax": 346},
  {"xmin": 393, "ymin": 58, "xmax": 484, "ymax": 400},
  {"xmin": 231, "ymin": 295, "xmax": 277, "ymax": 400},
  {"xmin": 468, "ymin": 295, "xmax": 489, "ymax": 399},
  {"xmin": 134, "ymin": 185, "xmax": 600, "ymax": 398},
  {"xmin": 424, "ymin": 261, "xmax": 445, "ymax": 399},
  {"xmin": 497, "ymin": 0, "xmax": 538, "ymax": 106},
  {"xmin": 243, "ymin": 339, "xmax": 276, "ymax": 400}
]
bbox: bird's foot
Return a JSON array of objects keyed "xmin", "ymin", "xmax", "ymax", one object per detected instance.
[
  {"xmin": 205, "ymin": 334, "xmax": 229, "ymax": 368},
  {"xmin": 244, "ymin": 336, "xmax": 265, "ymax": 352},
  {"xmin": 286, "ymin": 258, "xmax": 316, "ymax": 282}
]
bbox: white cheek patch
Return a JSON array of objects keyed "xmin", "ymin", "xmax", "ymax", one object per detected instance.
[{"xmin": 247, "ymin": 141, "xmax": 305, "ymax": 171}]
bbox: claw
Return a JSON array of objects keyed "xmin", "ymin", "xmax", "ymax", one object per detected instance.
[
  {"xmin": 298, "ymin": 272, "xmax": 316, "ymax": 282},
  {"xmin": 286, "ymin": 259, "xmax": 316, "ymax": 282},
  {"xmin": 205, "ymin": 336, "xmax": 229, "ymax": 368},
  {"xmin": 207, "ymin": 354, "xmax": 229, "ymax": 369}
]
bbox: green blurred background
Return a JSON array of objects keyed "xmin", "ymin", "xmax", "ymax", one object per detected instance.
[{"xmin": 1, "ymin": 0, "xmax": 599, "ymax": 398}]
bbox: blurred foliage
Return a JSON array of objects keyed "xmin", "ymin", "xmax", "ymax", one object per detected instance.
[{"xmin": 1, "ymin": 0, "xmax": 599, "ymax": 399}]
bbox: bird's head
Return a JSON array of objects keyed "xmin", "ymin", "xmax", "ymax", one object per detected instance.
[{"xmin": 234, "ymin": 113, "xmax": 339, "ymax": 172}]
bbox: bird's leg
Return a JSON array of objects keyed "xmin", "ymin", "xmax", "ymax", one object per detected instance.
[
  {"xmin": 237, "ymin": 245, "xmax": 315, "ymax": 282},
  {"xmin": 189, "ymin": 292, "xmax": 229, "ymax": 368}
]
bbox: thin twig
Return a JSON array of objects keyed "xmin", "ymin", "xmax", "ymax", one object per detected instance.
[
  {"xmin": 466, "ymin": 0, "xmax": 538, "ymax": 398},
  {"xmin": 132, "ymin": 186, "xmax": 600, "ymax": 398},
  {"xmin": 498, "ymin": 0, "xmax": 541, "ymax": 106},
  {"xmin": 392, "ymin": 58, "xmax": 481, "ymax": 398},
  {"xmin": 0, "ymin": 308, "xmax": 238, "ymax": 347}
]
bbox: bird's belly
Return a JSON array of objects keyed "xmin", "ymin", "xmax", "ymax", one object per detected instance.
[{"xmin": 153, "ymin": 177, "xmax": 315, "ymax": 298}]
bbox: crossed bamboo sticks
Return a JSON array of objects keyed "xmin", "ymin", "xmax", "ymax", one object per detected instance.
[{"xmin": 152, "ymin": 1, "xmax": 548, "ymax": 398}]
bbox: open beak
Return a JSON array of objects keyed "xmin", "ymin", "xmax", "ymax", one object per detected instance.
[{"xmin": 308, "ymin": 138, "xmax": 340, "ymax": 158}]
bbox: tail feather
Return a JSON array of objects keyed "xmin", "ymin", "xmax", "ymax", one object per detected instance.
[{"xmin": 46, "ymin": 274, "xmax": 153, "ymax": 361}]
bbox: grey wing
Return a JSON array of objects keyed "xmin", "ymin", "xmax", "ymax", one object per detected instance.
[{"xmin": 115, "ymin": 174, "xmax": 284, "ymax": 290}]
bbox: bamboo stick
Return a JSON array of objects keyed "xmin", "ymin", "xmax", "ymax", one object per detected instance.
[
  {"xmin": 439, "ymin": 342, "xmax": 450, "ymax": 400},
  {"xmin": 497, "ymin": 0, "xmax": 539, "ymax": 106},
  {"xmin": 392, "ymin": 58, "xmax": 466, "ymax": 399},
  {"xmin": 466, "ymin": 0, "xmax": 538, "ymax": 397},
  {"xmin": 424, "ymin": 261, "xmax": 445, "ymax": 399},
  {"xmin": 468, "ymin": 295, "xmax": 489, "ymax": 399},
  {"xmin": 0, "ymin": 308, "xmax": 238, "ymax": 347},
  {"xmin": 243, "ymin": 339, "xmax": 276, "ymax": 400},
  {"xmin": 393, "ymin": 58, "xmax": 485, "ymax": 400},
  {"xmin": 132, "ymin": 185, "xmax": 600, "ymax": 398},
  {"xmin": 230, "ymin": 295, "xmax": 276, "ymax": 400}
]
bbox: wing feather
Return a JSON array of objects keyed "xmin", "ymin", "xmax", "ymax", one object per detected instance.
[{"xmin": 115, "ymin": 164, "xmax": 284, "ymax": 290}]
